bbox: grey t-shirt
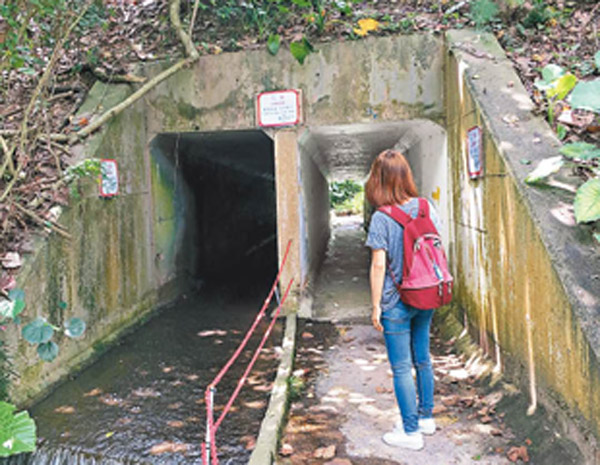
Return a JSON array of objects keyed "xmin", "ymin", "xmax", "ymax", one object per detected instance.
[{"xmin": 365, "ymin": 198, "xmax": 441, "ymax": 311}]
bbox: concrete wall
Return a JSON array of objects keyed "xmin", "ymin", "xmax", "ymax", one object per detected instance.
[
  {"xmin": 445, "ymin": 30, "xmax": 600, "ymax": 457},
  {"xmin": 298, "ymin": 130, "xmax": 330, "ymax": 290},
  {"xmin": 5, "ymin": 83, "xmax": 170, "ymax": 405}
]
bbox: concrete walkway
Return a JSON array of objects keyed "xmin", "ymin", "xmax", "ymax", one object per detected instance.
[
  {"xmin": 277, "ymin": 216, "xmax": 568, "ymax": 465},
  {"xmin": 311, "ymin": 216, "xmax": 371, "ymax": 322}
]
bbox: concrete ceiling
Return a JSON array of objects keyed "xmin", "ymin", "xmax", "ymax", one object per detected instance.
[{"xmin": 305, "ymin": 121, "xmax": 441, "ymax": 181}]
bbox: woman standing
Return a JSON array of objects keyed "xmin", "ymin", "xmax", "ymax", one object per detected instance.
[{"xmin": 365, "ymin": 149, "xmax": 440, "ymax": 451}]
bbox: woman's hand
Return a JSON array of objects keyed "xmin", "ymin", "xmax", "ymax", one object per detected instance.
[{"xmin": 372, "ymin": 305, "xmax": 383, "ymax": 332}]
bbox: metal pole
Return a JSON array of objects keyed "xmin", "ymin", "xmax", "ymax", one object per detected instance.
[{"xmin": 205, "ymin": 386, "xmax": 215, "ymax": 464}]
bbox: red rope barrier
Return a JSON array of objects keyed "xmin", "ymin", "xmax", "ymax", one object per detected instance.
[
  {"xmin": 214, "ymin": 277, "xmax": 294, "ymax": 431},
  {"xmin": 202, "ymin": 239, "xmax": 294, "ymax": 465},
  {"xmin": 209, "ymin": 239, "xmax": 292, "ymax": 389}
]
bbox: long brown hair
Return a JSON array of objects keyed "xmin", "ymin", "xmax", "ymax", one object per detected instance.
[{"xmin": 365, "ymin": 149, "xmax": 418, "ymax": 208}]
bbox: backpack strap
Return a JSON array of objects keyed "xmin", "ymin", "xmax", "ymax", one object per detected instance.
[
  {"xmin": 378, "ymin": 204, "xmax": 413, "ymax": 227},
  {"xmin": 418, "ymin": 197, "xmax": 429, "ymax": 218}
]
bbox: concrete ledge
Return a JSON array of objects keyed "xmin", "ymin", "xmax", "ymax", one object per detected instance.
[{"xmin": 249, "ymin": 313, "xmax": 297, "ymax": 465}]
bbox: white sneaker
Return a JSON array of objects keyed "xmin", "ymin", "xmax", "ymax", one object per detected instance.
[
  {"xmin": 382, "ymin": 430, "xmax": 424, "ymax": 450},
  {"xmin": 418, "ymin": 418, "xmax": 436, "ymax": 435}
]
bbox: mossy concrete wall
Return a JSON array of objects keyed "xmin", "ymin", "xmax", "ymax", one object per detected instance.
[
  {"xmin": 445, "ymin": 30, "xmax": 600, "ymax": 459},
  {"xmin": 5, "ymin": 83, "xmax": 177, "ymax": 405}
]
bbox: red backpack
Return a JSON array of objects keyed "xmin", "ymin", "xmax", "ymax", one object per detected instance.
[{"xmin": 378, "ymin": 198, "xmax": 453, "ymax": 310}]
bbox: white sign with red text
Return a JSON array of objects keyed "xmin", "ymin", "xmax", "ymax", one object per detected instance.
[{"xmin": 256, "ymin": 90, "xmax": 301, "ymax": 127}]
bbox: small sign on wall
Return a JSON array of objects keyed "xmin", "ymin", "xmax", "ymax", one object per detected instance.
[
  {"xmin": 256, "ymin": 89, "xmax": 301, "ymax": 127},
  {"xmin": 466, "ymin": 126, "xmax": 483, "ymax": 179},
  {"xmin": 100, "ymin": 159, "xmax": 119, "ymax": 197}
]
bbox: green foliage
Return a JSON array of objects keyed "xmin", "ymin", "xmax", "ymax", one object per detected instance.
[
  {"xmin": 22, "ymin": 318, "xmax": 54, "ymax": 345},
  {"xmin": 469, "ymin": 0, "xmax": 499, "ymax": 30},
  {"xmin": 1, "ymin": 290, "xmax": 87, "ymax": 364},
  {"xmin": 330, "ymin": 180, "xmax": 362, "ymax": 207},
  {"xmin": 287, "ymin": 375, "xmax": 305, "ymax": 401},
  {"xmin": 595, "ymin": 51, "xmax": 600, "ymax": 70},
  {"xmin": 0, "ymin": 0, "xmax": 96, "ymax": 75},
  {"xmin": 0, "ymin": 402, "xmax": 36, "ymax": 457},
  {"xmin": 267, "ymin": 34, "xmax": 281, "ymax": 55},
  {"xmin": 522, "ymin": 0, "xmax": 554, "ymax": 29},
  {"xmin": 574, "ymin": 179, "xmax": 600, "ymax": 224},
  {"xmin": 330, "ymin": 180, "xmax": 364, "ymax": 214},
  {"xmin": 65, "ymin": 317, "xmax": 86, "ymax": 338},
  {"xmin": 290, "ymin": 37, "xmax": 314, "ymax": 64},
  {"xmin": 569, "ymin": 80, "xmax": 600, "ymax": 113},
  {"xmin": 559, "ymin": 142, "xmax": 600, "ymax": 161}
]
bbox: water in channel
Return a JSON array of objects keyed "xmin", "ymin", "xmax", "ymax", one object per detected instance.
[{"xmin": 3, "ymin": 284, "xmax": 284, "ymax": 465}]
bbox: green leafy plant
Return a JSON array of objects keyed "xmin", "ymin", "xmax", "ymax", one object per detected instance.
[
  {"xmin": 469, "ymin": 0, "xmax": 499, "ymax": 30},
  {"xmin": 0, "ymin": 289, "xmax": 87, "ymax": 363},
  {"xmin": 22, "ymin": 314, "xmax": 87, "ymax": 362},
  {"xmin": 569, "ymin": 80, "xmax": 600, "ymax": 113},
  {"xmin": 329, "ymin": 180, "xmax": 364, "ymax": 214},
  {"xmin": 534, "ymin": 64, "xmax": 578, "ymax": 126},
  {"xmin": 267, "ymin": 34, "xmax": 281, "ymax": 55},
  {"xmin": 0, "ymin": 402, "xmax": 36, "ymax": 457},
  {"xmin": 287, "ymin": 374, "xmax": 305, "ymax": 401},
  {"xmin": 290, "ymin": 37, "xmax": 314, "ymax": 65},
  {"xmin": 525, "ymin": 142, "xmax": 600, "ymax": 227}
]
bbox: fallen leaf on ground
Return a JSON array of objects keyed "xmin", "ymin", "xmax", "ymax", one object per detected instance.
[
  {"xmin": 280, "ymin": 443, "xmax": 294, "ymax": 456},
  {"xmin": 507, "ymin": 445, "xmax": 529, "ymax": 463},
  {"xmin": 314, "ymin": 445, "xmax": 336, "ymax": 459},
  {"xmin": 149, "ymin": 441, "xmax": 190, "ymax": 455}
]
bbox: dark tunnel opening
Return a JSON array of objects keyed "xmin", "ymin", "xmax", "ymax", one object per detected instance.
[{"xmin": 151, "ymin": 130, "xmax": 278, "ymax": 294}]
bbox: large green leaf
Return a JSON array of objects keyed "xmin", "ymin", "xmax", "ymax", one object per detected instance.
[
  {"xmin": 570, "ymin": 80, "xmax": 600, "ymax": 113},
  {"xmin": 22, "ymin": 318, "xmax": 54, "ymax": 344},
  {"xmin": 290, "ymin": 37, "xmax": 314, "ymax": 65},
  {"xmin": 524, "ymin": 156, "xmax": 564, "ymax": 184},
  {"xmin": 546, "ymin": 73, "xmax": 577, "ymax": 100},
  {"xmin": 267, "ymin": 34, "xmax": 281, "ymax": 56},
  {"xmin": 65, "ymin": 317, "xmax": 86, "ymax": 338},
  {"xmin": 0, "ymin": 402, "xmax": 36, "ymax": 457},
  {"xmin": 560, "ymin": 142, "xmax": 600, "ymax": 161},
  {"xmin": 11, "ymin": 300, "xmax": 25, "ymax": 318},
  {"xmin": 542, "ymin": 64, "xmax": 564, "ymax": 83},
  {"xmin": 574, "ymin": 179, "xmax": 600, "ymax": 223},
  {"xmin": 534, "ymin": 64, "xmax": 565, "ymax": 91},
  {"xmin": 37, "ymin": 341, "xmax": 59, "ymax": 362}
]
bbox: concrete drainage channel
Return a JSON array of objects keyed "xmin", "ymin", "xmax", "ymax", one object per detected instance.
[{"xmin": 4, "ymin": 28, "xmax": 599, "ymax": 464}]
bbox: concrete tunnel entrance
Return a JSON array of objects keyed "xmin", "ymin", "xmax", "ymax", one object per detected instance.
[
  {"xmin": 294, "ymin": 121, "xmax": 449, "ymax": 319},
  {"xmin": 150, "ymin": 130, "xmax": 278, "ymax": 293},
  {"xmin": 148, "ymin": 121, "xmax": 447, "ymax": 316}
]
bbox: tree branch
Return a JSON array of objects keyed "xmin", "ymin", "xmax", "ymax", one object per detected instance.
[
  {"xmin": 170, "ymin": 0, "xmax": 199, "ymax": 60},
  {"xmin": 73, "ymin": 0, "xmax": 200, "ymax": 141},
  {"xmin": 188, "ymin": 0, "xmax": 201, "ymax": 38},
  {"xmin": 2, "ymin": 1, "xmax": 94, "ymax": 203},
  {"xmin": 75, "ymin": 58, "xmax": 193, "ymax": 140},
  {"xmin": 12, "ymin": 202, "xmax": 72, "ymax": 240}
]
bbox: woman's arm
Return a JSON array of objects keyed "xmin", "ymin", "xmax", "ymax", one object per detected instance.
[{"xmin": 370, "ymin": 248, "xmax": 387, "ymax": 332}]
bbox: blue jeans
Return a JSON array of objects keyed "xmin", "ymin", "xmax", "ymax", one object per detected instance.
[{"xmin": 381, "ymin": 301, "xmax": 434, "ymax": 433}]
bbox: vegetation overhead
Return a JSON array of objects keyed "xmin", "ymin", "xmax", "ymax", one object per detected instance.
[{"xmin": 0, "ymin": 0, "xmax": 599, "ymax": 271}]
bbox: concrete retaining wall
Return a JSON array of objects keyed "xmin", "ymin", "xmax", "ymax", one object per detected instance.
[
  {"xmin": 5, "ymin": 83, "xmax": 174, "ymax": 405},
  {"xmin": 445, "ymin": 30, "xmax": 600, "ymax": 459}
]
